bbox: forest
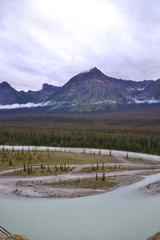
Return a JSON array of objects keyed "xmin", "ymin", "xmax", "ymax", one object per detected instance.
[{"xmin": 0, "ymin": 112, "xmax": 160, "ymax": 155}]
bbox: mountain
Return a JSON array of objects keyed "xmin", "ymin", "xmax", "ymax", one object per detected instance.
[
  {"xmin": 0, "ymin": 82, "xmax": 60, "ymax": 105},
  {"xmin": 0, "ymin": 67, "xmax": 160, "ymax": 113},
  {"xmin": 0, "ymin": 81, "xmax": 28, "ymax": 105},
  {"xmin": 49, "ymin": 67, "xmax": 152, "ymax": 112},
  {"xmin": 20, "ymin": 84, "xmax": 61, "ymax": 103},
  {"xmin": 135, "ymin": 79, "xmax": 160, "ymax": 101}
]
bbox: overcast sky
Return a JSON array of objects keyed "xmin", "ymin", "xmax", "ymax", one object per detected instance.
[{"xmin": 0, "ymin": 0, "xmax": 160, "ymax": 91}]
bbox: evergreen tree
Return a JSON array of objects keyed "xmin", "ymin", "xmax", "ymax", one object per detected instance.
[
  {"xmin": 24, "ymin": 162, "xmax": 26, "ymax": 172},
  {"xmin": 102, "ymin": 172, "xmax": 105, "ymax": 181},
  {"xmin": 96, "ymin": 172, "xmax": 98, "ymax": 181},
  {"xmin": 97, "ymin": 163, "xmax": 99, "ymax": 170},
  {"xmin": 9, "ymin": 159, "xmax": 12, "ymax": 166},
  {"xmin": 41, "ymin": 164, "xmax": 43, "ymax": 169}
]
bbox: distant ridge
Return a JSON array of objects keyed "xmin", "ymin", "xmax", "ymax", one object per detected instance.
[
  {"xmin": 0, "ymin": 67, "xmax": 160, "ymax": 113},
  {"xmin": 0, "ymin": 81, "xmax": 28, "ymax": 105},
  {"xmin": 49, "ymin": 67, "xmax": 153, "ymax": 112},
  {"xmin": 0, "ymin": 82, "xmax": 60, "ymax": 105}
]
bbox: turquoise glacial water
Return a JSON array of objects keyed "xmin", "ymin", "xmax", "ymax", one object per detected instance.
[{"xmin": 1, "ymin": 173, "xmax": 160, "ymax": 240}]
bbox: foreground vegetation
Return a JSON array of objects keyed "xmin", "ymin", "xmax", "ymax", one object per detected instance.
[
  {"xmin": 77, "ymin": 165, "xmax": 156, "ymax": 173},
  {"xmin": 0, "ymin": 148, "xmax": 116, "ymax": 172},
  {"xmin": 47, "ymin": 177, "xmax": 116, "ymax": 189},
  {"xmin": 6, "ymin": 165, "xmax": 74, "ymax": 176},
  {"xmin": 0, "ymin": 113, "xmax": 160, "ymax": 154},
  {"xmin": 1, "ymin": 148, "xmax": 158, "ymax": 178}
]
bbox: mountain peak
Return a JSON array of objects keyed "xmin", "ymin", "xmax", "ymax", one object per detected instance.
[
  {"xmin": 0, "ymin": 81, "xmax": 11, "ymax": 89},
  {"xmin": 42, "ymin": 83, "xmax": 51, "ymax": 90},
  {"xmin": 89, "ymin": 67, "xmax": 99, "ymax": 72},
  {"xmin": 42, "ymin": 83, "xmax": 57, "ymax": 91},
  {"xmin": 79, "ymin": 67, "xmax": 106, "ymax": 80},
  {"xmin": 83, "ymin": 67, "xmax": 102, "ymax": 74}
]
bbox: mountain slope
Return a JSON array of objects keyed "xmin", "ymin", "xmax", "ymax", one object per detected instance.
[
  {"xmin": 20, "ymin": 84, "xmax": 61, "ymax": 103},
  {"xmin": 0, "ymin": 82, "xmax": 60, "ymax": 105},
  {"xmin": 0, "ymin": 81, "xmax": 28, "ymax": 105},
  {"xmin": 135, "ymin": 79, "xmax": 160, "ymax": 101},
  {"xmin": 0, "ymin": 67, "xmax": 159, "ymax": 113},
  {"xmin": 49, "ymin": 67, "xmax": 152, "ymax": 112},
  {"xmin": 49, "ymin": 68, "xmax": 127, "ymax": 112}
]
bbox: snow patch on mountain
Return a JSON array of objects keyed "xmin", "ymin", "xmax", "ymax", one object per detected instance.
[
  {"xmin": 137, "ymin": 88, "xmax": 145, "ymax": 91},
  {"xmin": 134, "ymin": 99, "xmax": 160, "ymax": 104}
]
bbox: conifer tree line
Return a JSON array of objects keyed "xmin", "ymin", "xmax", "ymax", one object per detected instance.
[{"xmin": 0, "ymin": 114, "xmax": 160, "ymax": 154}]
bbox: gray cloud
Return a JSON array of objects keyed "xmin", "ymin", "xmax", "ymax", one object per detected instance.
[{"xmin": 0, "ymin": 0, "xmax": 160, "ymax": 91}]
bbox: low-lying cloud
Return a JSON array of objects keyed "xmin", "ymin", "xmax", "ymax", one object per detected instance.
[{"xmin": 0, "ymin": 101, "xmax": 50, "ymax": 109}]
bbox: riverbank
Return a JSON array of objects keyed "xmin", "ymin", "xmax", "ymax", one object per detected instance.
[
  {"xmin": 1, "ymin": 168, "xmax": 159, "ymax": 199},
  {"xmin": 1, "ymin": 147, "xmax": 160, "ymax": 199},
  {"xmin": 12, "ymin": 174, "xmax": 144, "ymax": 198},
  {"xmin": 143, "ymin": 180, "xmax": 160, "ymax": 194}
]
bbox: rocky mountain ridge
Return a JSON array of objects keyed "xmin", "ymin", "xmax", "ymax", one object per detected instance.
[
  {"xmin": 49, "ymin": 67, "xmax": 156, "ymax": 112},
  {"xmin": 0, "ymin": 67, "xmax": 160, "ymax": 113},
  {"xmin": 0, "ymin": 82, "xmax": 60, "ymax": 105}
]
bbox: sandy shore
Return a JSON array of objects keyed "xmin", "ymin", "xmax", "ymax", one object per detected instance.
[
  {"xmin": 1, "ymin": 154, "xmax": 160, "ymax": 199},
  {"xmin": 0, "ymin": 168, "xmax": 159, "ymax": 199},
  {"xmin": 11, "ymin": 174, "xmax": 143, "ymax": 198}
]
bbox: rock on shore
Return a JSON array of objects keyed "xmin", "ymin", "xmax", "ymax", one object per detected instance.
[
  {"xmin": 0, "ymin": 234, "xmax": 29, "ymax": 240},
  {"xmin": 147, "ymin": 231, "xmax": 160, "ymax": 240}
]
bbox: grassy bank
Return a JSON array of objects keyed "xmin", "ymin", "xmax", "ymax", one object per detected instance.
[{"xmin": 0, "ymin": 149, "xmax": 116, "ymax": 172}]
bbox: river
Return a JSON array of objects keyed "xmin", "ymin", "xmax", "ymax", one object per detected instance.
[
  {"xmin": 0, "ymin": 145, "xmax": 160, "ymax": 161},
  {"xmin": 1, "ymin": 146, "xmax": 160, "ymax": 240}
]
